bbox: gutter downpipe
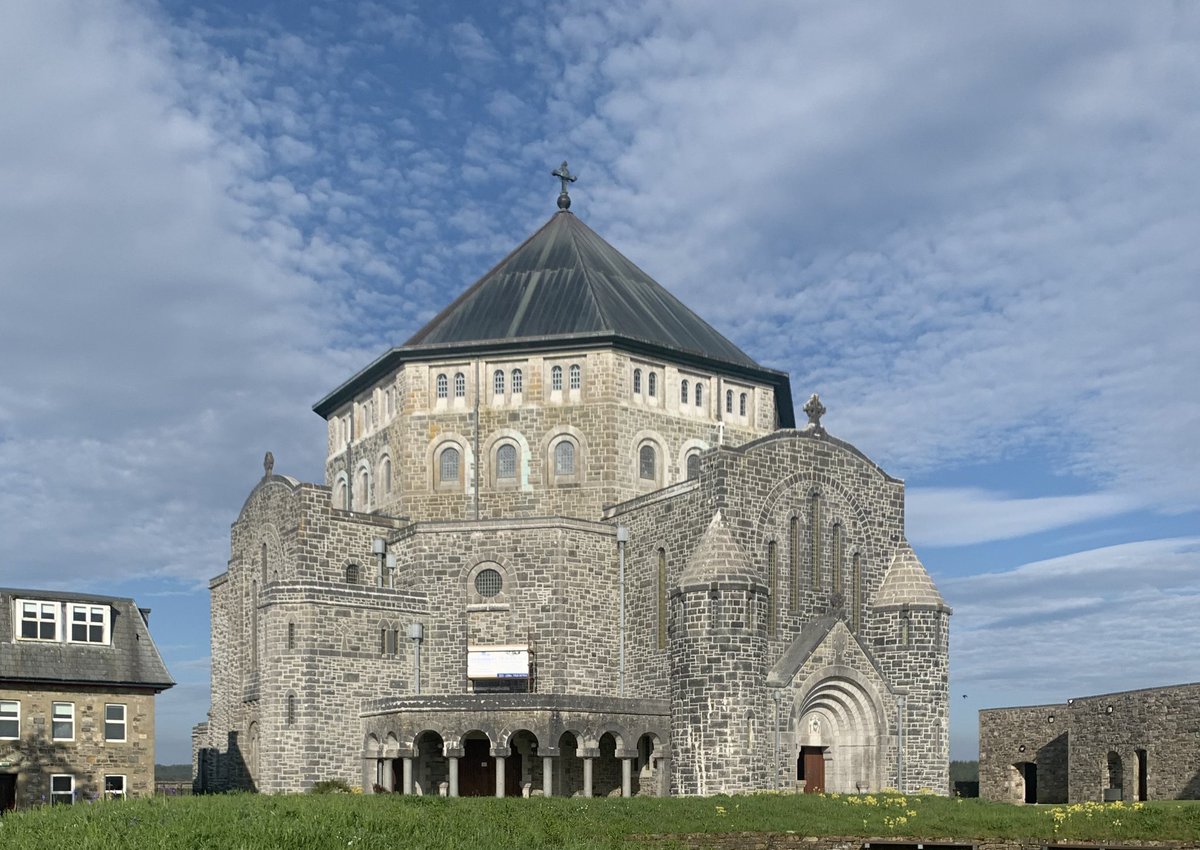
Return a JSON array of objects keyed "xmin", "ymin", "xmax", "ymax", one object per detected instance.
[
  {"xmin": 772, "ymin": 689, "xmax": 782, "ymax": 791},
  {"xmin": 617, "ymin": 525, "xmax": 629, "ymax": 697},
  {"xmin": 473, "ymin": 359, "xmax": 481, "ymax": 520}
]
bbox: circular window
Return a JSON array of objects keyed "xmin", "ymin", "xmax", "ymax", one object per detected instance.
[{"xmin": 474, "ymin": 568, "xmax": 503, "ymax": 598}]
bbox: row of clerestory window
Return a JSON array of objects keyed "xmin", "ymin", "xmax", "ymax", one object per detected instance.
[
  {"xmin": 435, "ymin": 437, "xmax": 579, "ymax": 488},
  {"xmin": 632, "ymin": 368, "xmax": 749, "ymax": 417},
  {"xmin": 435, "ymin": 364, "xmax": 583, "ymax": 401}
]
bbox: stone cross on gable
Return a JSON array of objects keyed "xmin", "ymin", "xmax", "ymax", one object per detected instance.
[
  {"xmin": 552, "ymin": 161, "xmax": 577, "ymax": 210},
  {"xmin": 803, "ymin": 393, "xmax": 827, "ymax": 431}
]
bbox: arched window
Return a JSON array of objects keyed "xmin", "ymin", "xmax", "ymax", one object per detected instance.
[
  {"xmin": 648, "ymin": 372, "xmax": 657, "ymax": 397},
  {"xmin": 657, "ymin": 548, "xmax": 667, "ymax": 650},
  {"xmin": 287, "ymin": 621, "xmax": 295, "ymax": 650},
  {"xmin": 686, "ymin": 452, "xmax": 700, "ymax": 480},
  {"xmin": 493, "ymin": 369, "xmax": 505, "ymax": 396},
  {"xmin": 695, "ymin": 383, "xmax": 703, "ymax": 407},
  {"xmin": 900, "ymin": 612, "xmax": 911, "ymax": 646},
  {"xmin": 359, "ymin": 468, "xmax": 370, "ymax": 509},
  {"xmin": 345, "ymin": 563, "xmax": 360, "ymax": 584},
  {"xmin": 832, "ymin": 523, "xmax": 844, "ymax": 594},
  {"xmin": 551, "ymin": 365, "xmax": 563, "ymax": 391},
  {"xmin": 810, "ymin": 492, "xmax": 821, "ymax": 588},
  {"xmin": 381, "ymin": 457, "xmax": 392, "ymax": 495},
  {"xmin": 680, "ymin": 380, "xmax": 689, "ymax": 404},
  {"xmin": 436, "ymin": 373, "xmax": 448, "ymax": 399},
  {"xmin": 439, "ymin": 446, "xmax": 460, "ymax": 486},
  {"xmin": 554, "ymin": 440, "xmax": 576, "ymax": 476},
  {"xmin": 511, "ymin": 368, "xmax": 523, "ymax": 395},
  {"xmin": 286, "ymin": 694, "xmax": 296, "ymax": 726},
  {"xmin": 569, "ymin": 363, "xmax": 581, "ymax": 390},
  {"xmin": 496, "ymin": 444, "xmax": 517, "ymax": 480},
  {"xmin": 767, "ymin": 541, "xmax": 777, "ymax": 637},
  {"xmin": 790, "ymin": 516, "xmax": 800, "ymax": 612},
  {"xmin": 454, "ymin": 372, "xmax": 466, "ymax": 398},
  {"xmin": 851, "ymin": 552, "xmax": 862, "ymax": 632},
  {"xmin": 633, "ymin": 369, "xmax": 642, "ymax": 394},
  {"xmin": 335, "ymin": 479, "xmax": 348, "ymax": 510},
  {"xmin": 261, "ymin": 542, "xmax": 267, "ymax": 583},
  {"xmin": 726, "ymin": 390, "xmax": 734, "ymax": 413},
  {"xmin": 739, "ymin": 393, "xmax": 748, "ymax": 417},
  {"xmin": 639, "ymin": 444, "xmax": 657, "ymax": 481}
]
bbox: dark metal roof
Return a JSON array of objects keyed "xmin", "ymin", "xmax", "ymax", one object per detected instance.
[
  {"xmin": 314, "ymin": 211, "xmax": 795, "ymax": 425},
  {"xmin": 405, "ymin": 211, "xmax": 761, "ymax": 368},
  {"xmin": 0, "ymin": 588, "xmax": 175, "ymax": 691}
]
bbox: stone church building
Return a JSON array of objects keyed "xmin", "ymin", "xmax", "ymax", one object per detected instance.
[{"xmin": 194, "ymin": 174, "xmax": 951, "ymax": 797}]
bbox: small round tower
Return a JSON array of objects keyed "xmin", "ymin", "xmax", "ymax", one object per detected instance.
[{"xmin": 669, "ymin": 510, "xmax": 768, "ymax": 795}]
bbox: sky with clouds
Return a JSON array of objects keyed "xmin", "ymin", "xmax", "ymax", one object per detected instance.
[{"xmin": 2, "ymin": 0, "xmax": 1197, "ymax": 764}]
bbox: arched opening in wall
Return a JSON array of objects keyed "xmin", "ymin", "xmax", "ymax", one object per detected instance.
[
  {"xmin": 794, "ymin": 675, "xmax": 884, "ymax": 793},
  {"xmin": 1136, "ymin": 749, "xmax": 1148, "ymax": 801},
  {"xmin": 380, "ymin": 456, "xmax": 392, "ymax": 497},
  {"xmin": 507, "ymin": 730, "xmax": 539, "ymax": 797},
  {"xmin": 345, "ymin": 563, "xmax": 361, "ymax": 585},
  {"xmin": 1107, "ymin": 751, "xmax": 1124, "ymax": 798},
  {"xmin": 556, "ymin": 731, "xmax": 583, "ymax": 797},
  {"xmin": 685, "ymin": 451, "xmax": 700, "ymax": 480},
  {"xmin": 413, "ymin": 730, "xmax": 447, "ymax": 796},
  {"xmin": 635, "ymin": 732, "xmax": 664, "ymax": 796},
  {"xmin": 437, "ymin": 445, "xmax": 461, "ymax": 490},
  {"xmin": 494, "ymin": 442, "xmax": 518, "ymax": 486},
  {"xmin": 364, "ymin": 734, "xmax": 386, "ymax": 792},
  {"xmin": 459, "ymin": 730, "xmax": 495, "ymax": 797},
  {"xmin": 594, "ymin": 732, "xmax": 623, "ymax": 797},
  {"xmin": 638, "ymin": 443, "xmax": 658, "ymax": 485}
]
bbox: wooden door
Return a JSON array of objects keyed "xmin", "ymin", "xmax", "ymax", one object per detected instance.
[
  {"xmin": 802, "ymin": 747, "xmax": 825, "ymax": 794},
  {"xmin": 460, "ymin": 739, "xmax": 495, "ymax": 797}
]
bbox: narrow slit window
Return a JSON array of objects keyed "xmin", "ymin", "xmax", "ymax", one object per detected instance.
[
  {"xmin": 768, "ymin": 541, "xmax": 778, "ymax": 637},
  {"xmin": 633, "ymin": 368, "xmax": 642, "ymax": 394},
  {"xmin": 680, "ymin": 380, "xmax": 689, "ymax": 404},
  {"xmin": 790, "ymin": 516, "xmax": 800, "ymax": 612},
  {"xmin": 657, "ymin": 548, "xmax": 667, "ymax": 650},
  {"xmin": 832, "ymin": 523, "xmax": 844, "ymax": 594},
  {"xmin": 695, "ymin": 383, "xmax": 703, "ymax": 407},
  {"xmin": 648, "ymin": 372, "xmax": 657, "ymax": 397},
  {"xmin": 739, "ymin": 393, "xmax": 747, "ymax": 417},
  {"xmin": 726, "ymin": 389, "xmax": 733, "ymax": 413},
  {"xmin": 810, "ymin": 492, "xmax": 821, "ymax": 588}
]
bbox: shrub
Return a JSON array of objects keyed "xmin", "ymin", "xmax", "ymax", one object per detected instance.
[{"xmin": 309, "ymin": 779, "xmax": 354, "ymax": 794}]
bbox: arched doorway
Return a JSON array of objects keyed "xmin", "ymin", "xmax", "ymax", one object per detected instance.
[
  {"xmin": 506, "ymin": 730, "xmax": 539, "ymax": 797},
  {"xmin": 556, "ymin": 731, "xmax": 584, "ymax": 797},
  {"xmin": 459, "ymin": 730, "xmax": 494, "ymax": 797},
  {"xmin": 1106, "ymin": 751, "xmax": 1124, "ymax": 800},
  {"xmin": 793, "ymin": 674, "xmax": 885, "ymax": 793},
  {"xmin": 414, "ymin": 731, "xmax": 447, "ymax": 796},
  {"xmin": 635, "ymin": 732, "xmax": 663, "ymax": 796},
  {"xmin": 594, "ymin": 732, "xmax": 623, "ymax": 797}
]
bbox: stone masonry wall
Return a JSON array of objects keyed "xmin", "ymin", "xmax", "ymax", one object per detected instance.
[{"xmin": 0, "ymin": 685, "xmax": 156, "ymax": 806}]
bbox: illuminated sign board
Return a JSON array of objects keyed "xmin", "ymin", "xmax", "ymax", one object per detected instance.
[{"xmin": 467, "ymin": 646, "xmax": 529, "ymax": 679}]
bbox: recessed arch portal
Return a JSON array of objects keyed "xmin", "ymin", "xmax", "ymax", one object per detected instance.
[{"xmin": 791, "ymin": 670, "xmax": 886, "ymax": 793}]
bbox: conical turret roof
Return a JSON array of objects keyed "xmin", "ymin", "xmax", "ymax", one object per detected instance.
[
  {"xmin": 405, "ymin": 211, "xmax": 760, "ymax": 368},
  {"xmin": 678, "ymin": 510, "xmax": 763, "ymax": 591},
  {"xmin": 874, "ymin": 541, "xmax": 949, "ymax": 611}
]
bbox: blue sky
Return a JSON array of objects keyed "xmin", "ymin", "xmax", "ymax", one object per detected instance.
[{"xmin": 2, "ymin": 0, "xmax": 1197, "ymax": 765}]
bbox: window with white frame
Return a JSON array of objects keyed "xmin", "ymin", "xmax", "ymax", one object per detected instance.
[
  {"xmin": 511, "ymin": 368, "xmax": 523, "ymax": 395},
  {"xmin": 436, "ymin": 373, "xmax": 448, "ymax": 399},
  {"xmin": 633, "ymin": 368, "xmax": 642, "ymax": 394},
  {"xmin": 739, "ymin": 392, "xmax": 748, "ymax": 417},
  {"xmin": 648, "ymin": 372, "xmax": 657, "ymax": 397},
  {"xmin": 454, "ymin": 372, "xmax": 466, "ymax": 398},
  {"xmin": 69, "ymin": 604, "xmax": 108, "ymax": 644},
  {"xmin": 569, "ymin": 363, "xmax": 581, "ymax": 390},
  {"xmin": 551, "ymin": 365, "xmax": 563, "ymax": 391},
  {"xmin": 680, "ymin": 380, "xmax": 689, "ymax": 404},
  {"xmin": 695, "ymin": 383, "xmax": 703, "ymax": 407},
  {"xmin": 50, "ymin": 774, "xmax": 74, "ymax": 805},
  {"xmin": 19, "ymin": 599, "xmax": 58, "ymax": 641},
  {"xmin": 0, "ymin": 700, "xmax": 18, "ymax": 739},
  {"xmin": 104, "ymin": 703, "xmax": 127, "ymax": 742},
  {"xmin": 52, "ymin": 702, "xmax": 75, "ymax": 741},
  {"xmin": 639, "ymin": 444, "xmax": 657, "ymax": 481},
  {"xmin": 104, "ymin": 775, "xmax": 126, "ymax": 800},
  {"xmin": 726, "ymin": 389, "xmax": 733, "ymax": 413},
  {"xmin": 493, "ymin": 369, "xmax": 505, "ymax": 396},
  {"xmin": 554, "ymin": 440, "xmax": 576, "ymax": 477}
]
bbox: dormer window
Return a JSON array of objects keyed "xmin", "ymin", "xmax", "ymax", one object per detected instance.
[
  {"xmin": 19, "ymin": 600, "xmax": 58, "ymax": 641},
  {"xmin": 69, "ymin": 604, "xmax": 109, "ymax": 644}
]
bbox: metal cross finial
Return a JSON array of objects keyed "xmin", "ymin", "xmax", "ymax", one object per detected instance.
[
  {"xmin": 552, "ymin": 161, "xmax": 577, "ymax": 210},
  {"xmin": 803, "ymin": 393, "xmax": 826, "ymax": 431}
]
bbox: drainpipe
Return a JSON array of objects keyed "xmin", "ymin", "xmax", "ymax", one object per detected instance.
[
  {"xmin": 617, "ymin": 525, "xmax": 629, "ymax": 697},
  {"xmin": 409, "ymin": 623, "xmax": 424, "ymax": 695},
  {"xmin": 473, "ymin": 360, "xmax": 480, "ymax": 520},
  {"xmin": 772, "ymin": 690, "xmax": 782, "ymax": 791}
]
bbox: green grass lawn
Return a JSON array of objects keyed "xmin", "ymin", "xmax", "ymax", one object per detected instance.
[{"xmin": 1, "ymin": 792, "xmax": 1198, "ymax": 850}]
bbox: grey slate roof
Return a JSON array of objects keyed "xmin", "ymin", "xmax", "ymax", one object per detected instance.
[
  {"xmin": 0, "ymin": 588, "xmax": 174, "ymax": 690},
  {"xmin": 406, "ymin": 211, "xmax": 760, "ymax": 368}
]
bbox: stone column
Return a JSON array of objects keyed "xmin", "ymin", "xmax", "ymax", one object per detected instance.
[
  {"xmin": 402, "ymin": 757, "xmax": 413, "ymax": 795},
  {"xmin": 448, "ymin": 756, "xmax": 459, "ymax": 797},
  {"xmin": 622, "ymin": 757, "xmax": 633, "ymax": 798},
  {"xmin": 383, "ymin": 759, "xmax": 395, "ymax": 792},
  {"xmin": 583, "ymin": 756, "xmax": 593, "ymax": 797},
  {"xmin": 495, "ymin": 755, "xmax": 506, "ymax": 798},
  {"xmin": 362, "ymin": 759, "xmax": 376, "ymax": 792},
  {"xmin": 658, "ymin": 757, "xmax": 671, "ymax": 797},
  {"xmin": 542, "ymin": 756, "xmax": 553, "ymax": 797}
]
